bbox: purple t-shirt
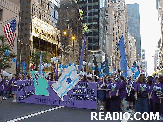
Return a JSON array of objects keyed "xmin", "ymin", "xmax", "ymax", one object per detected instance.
[
  {"xmin": 106, "ymin": 82, "xmax": 111, "ymax": 98},
  {"xmin": 0, "ymin": 81, "xmax": 3, "ymax": 91},
  {"xmin": 4, "ymin": 79, "xmax": 11, "ymax": 91},
  {"xmin": 119, "ymin": 80, "xmax": 127, "ymax": 98},
  {"xmin": 152, "ymin": 78, "xmax": 156, "ymax": 84},
  {"xmin": 148, "ymin": 84, "xmax": 153, "ymax": 93},
  {"xmin": 108, "ymin": 82, "xmax": 119, "ymax": 97},
  {"xmin": 97, "ymin": 81, "xmax": 106, "ymax": 89},
  {"xmin": 152, "ymin": 83, "xmax": 162, "ymax": 103},
  {"xmin": 134, "ymin": 82, "xmax": 149, "ymax": 92},
  {"xmin": 11, "ymin": 78, "xmax": 17, "ymax": 91}
]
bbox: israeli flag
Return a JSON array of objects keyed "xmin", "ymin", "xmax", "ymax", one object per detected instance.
[{"xmin": 51, "ymin": 65, "xmax": 79, "ymax": 101}]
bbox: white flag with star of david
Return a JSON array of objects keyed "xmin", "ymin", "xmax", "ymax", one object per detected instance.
[{"xmin": 51, "ymin": 65, "xmax": 80, "ymax": 101}]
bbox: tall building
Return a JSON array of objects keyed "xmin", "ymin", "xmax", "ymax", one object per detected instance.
[
  {"xmin": 154, "ymin": 50, "xmax": 159, "ymax": 72},
  {"xmin": 126, "ymin": 3, "xmax": 141, "ymax": 59},
  {"xmin": 0, "ymin": 0, "xmax": 19, "ymax": 74},
  {"xmin": 77, "ymin": 0, "xmax": 107, "ymax": 66}
]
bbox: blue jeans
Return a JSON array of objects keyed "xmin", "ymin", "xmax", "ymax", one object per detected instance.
[{"xmin": 135, "ymin": 97, "xmax": 148, "ymax": 114}]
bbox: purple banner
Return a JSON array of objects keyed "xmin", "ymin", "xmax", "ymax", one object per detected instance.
[{"xmin": 17, "ymin": 80, "xmax": 97, "ymax": 109}]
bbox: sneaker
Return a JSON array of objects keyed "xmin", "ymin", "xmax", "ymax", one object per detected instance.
[{"xmin": 3, "ymin": 97, "xmax": 7, "ymax": 100}]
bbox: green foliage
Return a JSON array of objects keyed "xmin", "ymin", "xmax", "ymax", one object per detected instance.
[
  {"xmin": 30, "ymin": 50, "xmax": 50, "ymax": 70},
  {"xmin": 0, "ymin": 35, "xmax": 17, "ymax": 70}
]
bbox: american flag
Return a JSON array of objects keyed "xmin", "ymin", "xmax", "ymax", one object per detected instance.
[{"xmin": 3, "ymin": 19, "xmax": 16, "ymax": 48}]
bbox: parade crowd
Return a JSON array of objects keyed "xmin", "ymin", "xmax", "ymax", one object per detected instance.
[
  {"xmin": 0, "ymin": 70, "xmax": 163, "ymax": 119},
  {"xmin": 80, "ymin": 73, "xmax": 163, "ymax": 119}
]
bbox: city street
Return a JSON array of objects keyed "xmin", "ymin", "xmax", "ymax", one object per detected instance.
[{"xmin": 1, "ymin": 98, "xmax": 160, "ymax": 122}]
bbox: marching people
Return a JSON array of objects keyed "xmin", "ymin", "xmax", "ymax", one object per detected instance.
[
  {"xmin": 152, "ymin": 75, "xmax": 162, "ymax": 114},
  {"xmin": 105, "ymin": 76, "xmax": 111, "ymax": 111},
  {"xmin": 11, "ymin": 74, "xmax": 18, "ymax": 103},
  {"xmin": 109, "ymin": 75, "xmax": 120, "ymax": 112},
  {"xmin": 0, "ymin": 74, "xmax": 3, "ymax": 103},
  {"xmin": 152, "ymin": 78, "xmax": 161, "ymax": 113},
  {"xmin": 97, "ymin": 76, "xmax": 106, "ymax": 111},
  {"xmin": 3, "ymin": 76, "xmax": 10, "ymax": 100},
  {"xmin": 158, "ymin": 76, "xmax": 163, "ymax": 118},
  {"xmin": 147, "ymin": 76, "xmax": 153, "ymax": 113},
  {"xmin": 134, "ymin": 74, "xmax": 149, "ymax": 119},
  {"xmin": 119, "ymin": 75, "xmax": 127, "ymax": 111},
  {"xmin": 126, "ymin": 76, "xmax": 135, "ymax": 110}
]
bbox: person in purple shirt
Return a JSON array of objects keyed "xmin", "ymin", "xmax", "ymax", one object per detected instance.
[
  {"xmin": 108, "ymin": 76, "xmax": 120, "ymax": 112},
  {"xmin": 3, "ymin": 76, "xmax": 10, "ymax": 100},
  {"xmin": 147, "ymin": 76, "xmax": 153, "ymax": 113},
  {"xmin": 97, "ymin": 77, "xmax": 106, "ymax": 111},
  {"xmin": 11, "ymin": 74, "xmax": 18, "ymax": 103},
  {"xmin": 158, "ymin": 76, "xmax": 163, "ymax": 117},
  {"xmin": 134, "ymin": 74, "xmax": 149, "ymax": 118},
  {"xmin": 118, "ymin": 75, "xmax": 127, "ymax": 111},
  {"xmin": 0, "ymin": 74, "xmax": 3, "ymax": 103},
  {"xmin": 105, "ymin": 76, "xmax": 111, "ymax": 111},
  {"xmin": 126, "ymin": 76, "xmax": 135, "ymax": 110},
  {"xmin": 152, "ymin": 76, "xmax": 162, "ymax": 114}
]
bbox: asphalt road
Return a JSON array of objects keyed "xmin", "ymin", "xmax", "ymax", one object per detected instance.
[{"xmin": 0, "ymin": 98, "xmax": 161, "ymax": 122}]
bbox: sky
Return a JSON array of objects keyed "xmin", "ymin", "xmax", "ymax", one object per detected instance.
[{"xmin": 125, "ymin": 0, "xmax": 161, "ymax": 76}]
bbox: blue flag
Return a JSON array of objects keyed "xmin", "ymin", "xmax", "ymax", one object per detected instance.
[
  {"xmin": 78, "ymin": 36, "xmax": 86, "ymax": 71},
  {"xmin": 119, "ymin": 35, "xmax": 127, "ymax": 78},
  {"xmin": 39, "ymin": 51, "xmax": 42, "ymax": 76}
]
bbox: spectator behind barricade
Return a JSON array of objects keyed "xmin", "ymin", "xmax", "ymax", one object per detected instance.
[
  {"xmin": 0, "ymin": 74, "xmax": 3, "ymax": 103},
  {"xmin": 147, "ymin": 76, "xmax": 153, "ymax": 113},
  {"xmin": 108, "ymin": 76, "xmax": 120, "ymax": 112},
  {"xmin": 134, "ymin": 74, "xmax": 149, "ymax": 119},
  {"xmin": 119, "ymin": 75, "xmax": 127, "ymax": 111},
  {"xmin": 11, "ymin": 74, "xmax": 18, "ymax": 103}
]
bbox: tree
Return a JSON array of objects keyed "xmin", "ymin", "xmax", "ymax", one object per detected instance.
[
  {"xmin": 30, "ymin": 50, "xmax": 50, "ymax": 71},
  {"xmin": 0, "ymin": 35, "xmax": 17, "ymax": 71}
]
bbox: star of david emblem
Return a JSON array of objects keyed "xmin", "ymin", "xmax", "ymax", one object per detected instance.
[{"xmin": 66, "ymin": 77, "xmax": 72, "ymax": 84}]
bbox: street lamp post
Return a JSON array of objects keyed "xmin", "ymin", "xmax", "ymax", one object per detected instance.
[{"xmin": 72, "ymin": 36, "xmax": 75, "ymax": 63}]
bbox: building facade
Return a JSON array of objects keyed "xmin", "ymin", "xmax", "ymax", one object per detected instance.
[
  {"xmin": 126, "ymin": 3, "xmax": 141, "ymax": 59},
  {"xmin": 17, "ymin": 0, "xmax": 60, "ymax": 73},
  {"xmin": 0, "ymin": 0, "xmax": 20, "ymax": 74}
]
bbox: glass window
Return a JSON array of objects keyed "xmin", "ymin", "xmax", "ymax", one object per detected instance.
[{"xmin": 0, "ymin": 9, "xmax": 3, "ymax": 21}]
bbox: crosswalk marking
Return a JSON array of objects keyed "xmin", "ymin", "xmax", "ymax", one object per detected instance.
[{"xmin": 7, "ymin": 106, "xmax": 64, "ymax": 122}]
